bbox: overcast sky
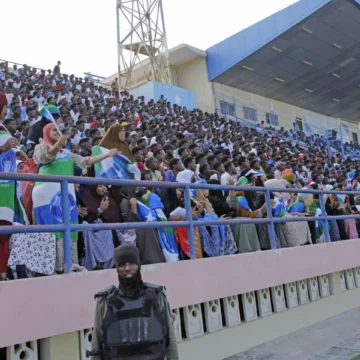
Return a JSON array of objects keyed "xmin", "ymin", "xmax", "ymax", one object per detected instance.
[{"xmin": 0, "ymin": 0, "xmax": 297, "ymax": 78}]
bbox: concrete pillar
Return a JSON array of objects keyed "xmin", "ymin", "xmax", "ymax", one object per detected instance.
[
  {"xmin": 330, "ymin": 271, "xmax": 344, "ymax": 294},
  {"xmin": 40, "ymin": 332, "xmax": 79, "ymax": 360}
]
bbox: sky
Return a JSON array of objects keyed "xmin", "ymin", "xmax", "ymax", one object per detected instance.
[{"xmin": 0, "ymin": 0, "xmax": 298, "ymax": 78}]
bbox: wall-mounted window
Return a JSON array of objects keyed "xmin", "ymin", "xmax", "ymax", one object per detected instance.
[
  {"xmin": 266, "ymin": 112, "xmax": 279, "ymax": 126},
  {"xmin": 243, "ymin": 107, "xmax": 257, "ymax": 122},
  {"xmin": 352, "ymin": 132, "xmax": 358, "ymax": 144},
  {"xmin": 220, "ymin": 100, "xmax": 236, "ymax": 117}
]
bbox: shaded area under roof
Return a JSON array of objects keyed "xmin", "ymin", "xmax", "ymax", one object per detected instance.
[{"xmin": 206, "ymin": 0, "xmax": 360, "ymax": 121}]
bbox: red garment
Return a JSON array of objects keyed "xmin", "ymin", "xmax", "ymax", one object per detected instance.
[
  {"xmin": 0, "ymin": 92, "xmax": 8, "ymax": 115},
  {"xmin": 137, "ymin": 162, "xmax": 145, "ymax": 171},
  {"xmin": 0, "ymin": 220, "xmax": 11, "ymax": 274},
  {"xmin": 174, "ymin": 226, "xmax": 202, "ymax": 259},
  {"xmin": 21, "ymin": 158, "xmax": 39, "ymax": 223},
  {"xmin": 90, "ymin": 122, "xmax": 101, "ymax": 129}
]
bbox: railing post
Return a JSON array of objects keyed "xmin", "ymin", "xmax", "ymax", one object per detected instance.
[
  {"xmin": 264, "ymin": 190, "xmax": 276, "ymax": 249},
  {"xmin": 184, "ymin": 185, "xmax": 196, "ymax": 259},
  {"xmin": 319, "ymin": 191, "xmax": 330, "ymax": 243},
  {"xmin": 61, "ymin": 180, "xmax": 72, "ymax": 273}
]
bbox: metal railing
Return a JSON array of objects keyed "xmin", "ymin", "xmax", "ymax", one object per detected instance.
[{"xmin": 1, "ymin": 172, "xmax": 360, "ymax": 274}]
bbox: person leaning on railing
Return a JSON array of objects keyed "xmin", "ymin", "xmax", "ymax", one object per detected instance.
[
  {"xmin": 32, "ymin": 123, "xmax": 120, "ymax": 273},
  {"xmin": 0, "ymin": 92, "xmax": 29, "ymax": 280}
]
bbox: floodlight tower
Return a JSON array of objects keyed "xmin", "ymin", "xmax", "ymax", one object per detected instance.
[{"xmin": 116, "ymin": 0, "xmax": 171, "ymax": 91}]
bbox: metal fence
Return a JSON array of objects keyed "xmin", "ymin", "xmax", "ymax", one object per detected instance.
[{"xmin": 2, "ymin": 172, "xmax": 360, "ymax": 274}]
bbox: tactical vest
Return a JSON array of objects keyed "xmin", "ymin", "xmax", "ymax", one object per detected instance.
[{"xmin": 96, "ymin": 283, "xmax": 167, "ymax": 360}]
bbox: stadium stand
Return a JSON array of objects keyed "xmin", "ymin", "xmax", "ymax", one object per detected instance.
[{"xmin": 1, "ymin": 59, "xmax": 360, "ymax": 281}]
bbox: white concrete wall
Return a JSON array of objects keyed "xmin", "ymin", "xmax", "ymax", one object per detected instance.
[{"xmin": 174, "ymin": 57, "xmax": 214, "ymax": 113}]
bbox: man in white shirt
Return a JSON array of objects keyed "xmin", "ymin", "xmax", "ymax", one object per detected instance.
[
  {"xmin": 221, "ymin": 161, "xmax": 237, "ymax": 185},
  {"xmin": 11, "ymin": 65, "xmax": 20, "ymax": 77},
  {"xmin": 145, "ymin": 157, "xmax": 164, "ymax": 182},
  {"xmin": 13, "ymin": 78, "xmax": 22, "ymax": 89},
  {"xmin": 274, "ymin": 162, "xmax": 285, "ymax": 180}
]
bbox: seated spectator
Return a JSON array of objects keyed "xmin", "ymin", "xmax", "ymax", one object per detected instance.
[
  {"xmin": 132, "ymin": 146, "xmax": 145, "ymax": 171},
  {"xmin": 145, "ymin": 157, "xmax": 164, "ymax": 182}
]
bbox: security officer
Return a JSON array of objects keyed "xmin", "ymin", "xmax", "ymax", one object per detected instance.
[{"xmin": 89, "ymin": 243, "xmax": 179, "ymax": 360}]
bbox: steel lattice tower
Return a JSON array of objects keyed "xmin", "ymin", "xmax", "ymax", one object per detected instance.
[{"xmin": 116, "ymin": 0, "xmax": 171, "ymax": 90}]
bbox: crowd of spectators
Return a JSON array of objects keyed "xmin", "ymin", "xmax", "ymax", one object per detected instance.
[{"xmin": 1, "ymin": 60, "xmax": 360, "ymax": 281}]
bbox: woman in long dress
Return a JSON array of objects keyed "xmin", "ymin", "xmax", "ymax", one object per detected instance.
[
  {"xmin": 7, "ymin": 163, "xmax": 56, "ymax": 278},
  {"xmin": 0, "ymin": 94, "xmax": 29, "ymax": 279},
  {"xmin": 285, "ymin": 191, "xmax": 313, "ymax": 246},
  {"xmin": 98, "ymin": 124, "xmax": 133, "ymax": 205},
  {"xmin": 234, "ymin": 170, "xmax": 266, "ymax": 253},
  {"xmin": 256, "ymin": 179, "xmax": 289, "ymax": 250},
  {"xmin": 32, "ymin": 123, "xmax": 118, "ymax": 273},
  {"xmin": 78, "ymin": 184, "xmax": 120, "ymax": 270},
  {"xmin": 192, "ymin": 182, "xmax": 238, "ymax": 257}
]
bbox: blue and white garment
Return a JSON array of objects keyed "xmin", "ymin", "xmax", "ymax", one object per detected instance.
[
  {"xmin": 92, "ymin": 146, "xmax": 141, "ymax": 180},
  {"xmin": 196, "ymin": 213, "xmax": 237, "ymax": 257},
  {"xmin": 272, "ymin": 196, "xmax": 286, "ymax": 218},
  {"xmin": 136, "ymin": 194, "xmax": 179, "ymax": 263},
  {"xmin": 32, "ymin": 151, "xmax": 78, "ymax": 240}
]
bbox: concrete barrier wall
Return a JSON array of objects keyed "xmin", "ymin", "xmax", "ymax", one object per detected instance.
[{"xmin": 2, "ymin": 240, "xmax": 360, "ymax": 349}]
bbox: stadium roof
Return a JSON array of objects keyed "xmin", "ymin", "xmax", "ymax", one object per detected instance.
[{"xmin": 206, "ymin": 0, "xmax": 360, "ymax": 121}]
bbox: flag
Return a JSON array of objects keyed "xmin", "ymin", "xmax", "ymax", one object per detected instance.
[
  {"xmin": 0, "ymin": 123, "xmax": 16, "ymax": 223},
  {"xmin": 272, "ymin": 196, "xmax": 286, "ymax": 218},
  {"xmin": 336, "ymin": 194, "xmax": 345, "ymax": 204},
  {"xmin": 39, "ymin": 104, "xmax": 59, "ymax": 123},
  {"xmin": 0, "ymin": 121, "xmax": 11, "ymax": 143},
  {"xmin": 14, "ymin": 182, "xmax": 29, "ymax": 225},
  {"xmin": 32, "ymin": 151, "xmax": 78, "ymax": 240},
  {"xmin": 92, "ymin": 146, "xmax": 141, "ymax": 180},
  {"xmin": 136, "ymin": 194, "xmax": 179, "ymax": 262},
  {"xmin": 237, "ymin": 196, "xmax": 252, "ymax": 211}
]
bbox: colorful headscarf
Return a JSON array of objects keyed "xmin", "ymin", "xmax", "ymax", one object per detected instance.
[
  {"xmin": 348, "ymin": 172, "xmax": 355, "ymax": 181},
  {"xmin": 42, "ymin": 123, "xmax": 58, "ymax": 147},
  {"xmin": 264, "ymin": 179, "xmax": 291, "ymax": 203},
  {"xmin": 237, "ymin": 176, "xmax": 249, "ymax": 185},
  {"xmin": 283, "ymin": 172, "xmax": 295, "ymax": 183},
  {"xmin": 237, "ymin": 196, "xmax": 252, "ymax": 211}
]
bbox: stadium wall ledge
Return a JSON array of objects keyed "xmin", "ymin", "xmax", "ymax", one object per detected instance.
[{"xmin": 2, "ymin": 239, "xmax": 360, "ymax": 359}]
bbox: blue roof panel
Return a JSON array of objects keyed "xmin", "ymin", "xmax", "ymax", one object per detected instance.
[{"xmin": 206, "ymin": 0, "xmax": 331, "ymax": 81}]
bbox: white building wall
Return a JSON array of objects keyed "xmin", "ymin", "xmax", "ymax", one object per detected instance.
[{"xmin": 174, "ymin": 57, "xmax": 214, "ymax": 113}]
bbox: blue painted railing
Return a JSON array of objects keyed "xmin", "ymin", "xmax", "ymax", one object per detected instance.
[{"xmin": 1, "ymin": 172, "xmax": 360, "ymax": 273}]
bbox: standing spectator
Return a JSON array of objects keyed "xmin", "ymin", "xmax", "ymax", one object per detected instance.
[
  {"xmin": 98, "ymin": 124, "xmax": 133, "ymax": 204},
  {"xmin": 32, "ymin": 123, "xmax": 118, "ymax": 273},
  {"xmin": 111, "ymin": 77, "xmax": 118, "ymax": 92},
  {"xmin": 53, "ymin": 61, "xmax": 61, "ymax": 76}
]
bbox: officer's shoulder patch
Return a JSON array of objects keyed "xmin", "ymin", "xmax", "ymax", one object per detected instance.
[
  {"xmin": 143, "ymin": 282, "xmax": 164, "ymax": 293},
  {"xmin": 94, "ymin": 285, "xmax": 116, "ymax": 299}
]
